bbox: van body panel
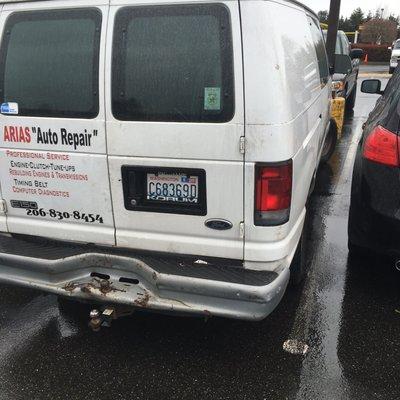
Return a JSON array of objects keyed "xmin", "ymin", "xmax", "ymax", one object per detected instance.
[
  {"xmin": 108, "ymin": 156, "xmax": 244, "ymax": 258},
  {"xmin": 105, "ymin": 1, "xmax": 245, "ymax": 259},
  {"xmin": 107, "ymin": 122, "xmax": 244, "ymax": 162},
  {"xmin": 0, "ymin": 3, "xmax": 116, "ymax": 245},
  {"xmin": 240, "ymin": 0, "xmax": 323, "ymax": 126},
  {"xmin": 241, "ymin": 0, "xmax": 331, "ymax": 263}
]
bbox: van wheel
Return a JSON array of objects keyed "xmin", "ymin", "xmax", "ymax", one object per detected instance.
[
  {"xmin": 320, "ymin": 120, "xmax": 338, "ymax": 164},
  {"xmin": 346, "ymin": 83, "xmax": 357, "ymax": 111},
  {"xmin": 289, "ymin": 231, "xmax": 307, "ymax": 287}
]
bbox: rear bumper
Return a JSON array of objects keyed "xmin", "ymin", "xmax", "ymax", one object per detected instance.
[{"xmin": 0, "ymin": 234, "xmax": 290, "ymax": 321}]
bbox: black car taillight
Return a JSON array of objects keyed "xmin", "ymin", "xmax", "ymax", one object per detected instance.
[
  {"xmin": 362, "ymin": 125, "xmax": 400, "ymax": 167},
  {"xmin": 254, "ymin": 161, "xmax": 292, "ymax": 226}
]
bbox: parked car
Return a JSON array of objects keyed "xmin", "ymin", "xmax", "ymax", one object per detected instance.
[
  {"xmin": 0, "ymin": 0, "xmax": 335, "ymax": 322},
  {"xmin": 323, "ymin": 30, "xmax": 364, "ymax": 110},
  {"xmin": 389, "ymin": 39, "xmax": 400, "ymax": 74},
  {"xmin": 348, "ymin": 68, "xmax": 400, "ymax": 258}
]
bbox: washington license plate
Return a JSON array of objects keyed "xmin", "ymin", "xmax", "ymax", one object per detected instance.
[{"xmin": 146, "ymin": 173, "xmax": 199, "ymax": 203}]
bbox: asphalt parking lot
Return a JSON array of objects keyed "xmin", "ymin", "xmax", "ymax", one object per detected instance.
[{"xmin": 0, "ymin": 65, "xmax": 399, "ymax": 400}]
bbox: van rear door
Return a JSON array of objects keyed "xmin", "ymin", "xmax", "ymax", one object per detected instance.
[
  {"xmin": 0, "ymin": 3, "xmax": 115, "ymax": 245},
  {"xmin": 106, "ymin": 1, "xmax": 244, "ymax": 259}
]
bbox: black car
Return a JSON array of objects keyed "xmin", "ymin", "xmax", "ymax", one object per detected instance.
[
  {"xmin": 323, "ymin": 30, "xmax": 364, "ymax": 110},
  {"xmin": 348, "ymin": 68, "xmax": 400, "ymax": 258}
]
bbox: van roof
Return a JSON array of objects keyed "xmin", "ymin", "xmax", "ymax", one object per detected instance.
[
  {"xmin": 0, "ymin": 0, "xmax": 50, "ymax": 3},
  {"xmin": 286, "ymin": 0, "xmax": 318, "ymax": 18},
  {"xmin": 0, "ymin": 0, "xmax": 319, "ymax": 18},
  {"xmin": 0, "ymin": 0, "xmax": 44, "ymax": 3}
]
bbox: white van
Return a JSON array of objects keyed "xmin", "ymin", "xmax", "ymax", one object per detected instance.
[{"xmin": 0, "ymin": 0, "xmax": 333, "ymax": 321}]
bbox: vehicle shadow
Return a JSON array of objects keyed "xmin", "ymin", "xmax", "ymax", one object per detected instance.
[
  {"xmin": 338, "ymin": 253, "xmax": 400, "ymax": 399},
  {"xmin": 0, "ymin": 279, "xmax": 305, "ymax": 400}
]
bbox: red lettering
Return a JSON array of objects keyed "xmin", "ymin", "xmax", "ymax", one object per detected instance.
[
  {"xmin": 24, "ymin": 127, "xmax": 31, "ymax": 143},
  {"xmin": 4, "ymin": 126, "xmax": 10, "ymax": 141},
  {"xmin": 3, "ymin": 125, "xmax": 31, "ymax": 143},
  {"xmin": 9, "ymin": 126, "xmax": 16, "ymax": 142},
  {"xmin": 18, "ymin": 126, "xmax": 24, "ymax": 142}
]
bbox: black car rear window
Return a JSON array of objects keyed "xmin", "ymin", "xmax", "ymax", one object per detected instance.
[
  {"xmin": 112, "ymin": 4, "xmax": 234, "ymax": 123},
  {"xmin": 0, "ymin": 8, "xmax": 101, "ymax": 119}
]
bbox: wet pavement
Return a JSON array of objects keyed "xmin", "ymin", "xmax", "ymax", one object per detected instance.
[{"xmin": 0, "ymin": 75, "xmax": 399, "ymax": 400}]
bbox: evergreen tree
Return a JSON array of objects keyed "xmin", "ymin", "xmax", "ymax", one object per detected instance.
[
  {"xmin": 318, "ymin": 10, "xmax": 329, "ymax": 24},
  {"xmin": 349, "ymin": 8, "xmax": 365, "ymax": 31},
  {"xmin": 339, "ymin": 17, "xmax": 353, "ymax": 33}
]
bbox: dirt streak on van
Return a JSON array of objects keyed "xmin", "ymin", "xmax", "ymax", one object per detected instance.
[{"xmin": 0, "ymin": 0, "xmax": 334, "ymax": 321}]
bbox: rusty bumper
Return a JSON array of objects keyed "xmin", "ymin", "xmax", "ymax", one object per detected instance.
[{"xmin": 0, "ymin": 239, "xmax": 290, "ymax": 321}]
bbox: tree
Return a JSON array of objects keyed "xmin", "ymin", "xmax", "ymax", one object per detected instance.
[
  {"xmin": 388, "ymin": 14, "xmax": 400, "ymax": 39},
  {"xmin": 388, "ymin": 14, "xmax": 399, "ymax": 24},
  {"xmin": 318, "ymin": 10, "xmax": 329, "ymax": 24},
  {"xmin": 338, "ymin": 17, "xmax": 353, "ymax": 33},
  {"xmin": 349, "ymin": 8, "xmax": 365, "ymax": 31},
  {"xmin": 374, "ymin": 8, "xmax": 384, "ymax": 19},
  {"xmin": 361, "ymin": 19, "xmax": 397, "ymax": 44}
]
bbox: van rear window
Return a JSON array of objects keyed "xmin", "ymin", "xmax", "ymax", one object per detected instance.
[
  {"xmin": 112, "ymin": 4, "xmax": 234, "ymax": 123},
  {"xmin": 0, "ymin": 9, "xmax": 101, "ymax": 119}
]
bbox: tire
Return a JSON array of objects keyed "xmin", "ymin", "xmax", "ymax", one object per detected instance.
[
  {"xmin": 320, "ymin": 119, "xmax": 338, "ymax": 164},
  {"xmin": 389, "ymin": 67, "xmax": 395, "ymax": 74},
  {"xmin": 346, "ymin": 83, "xmax": 357, "ymax": 111}
]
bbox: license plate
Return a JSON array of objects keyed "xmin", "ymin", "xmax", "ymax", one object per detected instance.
[{"xmin": 146, "ymin": 173, "xmax": 199, "ymax": 204}]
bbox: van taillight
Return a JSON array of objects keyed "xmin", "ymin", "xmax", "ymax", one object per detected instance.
[
  {"xmin": 363, "ymin": 125, "xmax": 400, "ymax": 167},
  {"xmin": 254, "ymin": 162, "xmax": 292, "ymax": 226}
]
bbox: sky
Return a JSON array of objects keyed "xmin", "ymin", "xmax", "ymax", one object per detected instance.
[{"xmin": 302, "ymin": 0, "xmax": 399, "ymax": 17}]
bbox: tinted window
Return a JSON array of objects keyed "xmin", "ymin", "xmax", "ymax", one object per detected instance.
[
  {"xmin": 340, "ymin": 33, "xmax": 350, "ymax": 56},
  {"xmin": 0, "ymin": 9, "xmax": 101, "ymax": 118},
  {"xmin": 323, "ymin": 31, "xmax": 342, "ymax": 54},
  {"xmin": 309, "ymin": 18, "xmax": 329, "ymax": 85},
  {"xmin": 336, "ymin": 34, "xmax": 343, "ymax": 54},
  {"xmin": 394, "ymin": 41, "xmax": 400, "ymax": 50},
  {"xmin": 112, "ymin": 5, "xmax": 234, "ymax": 122}
]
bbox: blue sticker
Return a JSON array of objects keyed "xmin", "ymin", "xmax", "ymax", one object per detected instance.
[{"xmin": 1, "ymin": 102, "xmax": 18, "ymax": 115}]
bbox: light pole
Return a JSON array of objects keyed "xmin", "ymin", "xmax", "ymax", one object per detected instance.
[{"xmin": 326, "ymin": 0, "xmax": 341, "ymax": 70}]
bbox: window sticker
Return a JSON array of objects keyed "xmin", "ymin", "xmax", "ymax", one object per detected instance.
[
  {"xmin": 204, "ymin": 87, "xmax": 221, "ymax": 111},
  {"xmin": 1, "ymin": 102, "xmax": 18, "ymax": 115}
]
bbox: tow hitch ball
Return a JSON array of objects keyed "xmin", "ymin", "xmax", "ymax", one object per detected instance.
[{"xmin": 88, "ymin": 307, "xmax": 133, "ymax": 331}]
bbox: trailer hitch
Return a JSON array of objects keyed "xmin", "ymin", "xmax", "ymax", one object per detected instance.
[{"xmin": 88, "ymin": 306, "xmax": 134, "ymax": 331}]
